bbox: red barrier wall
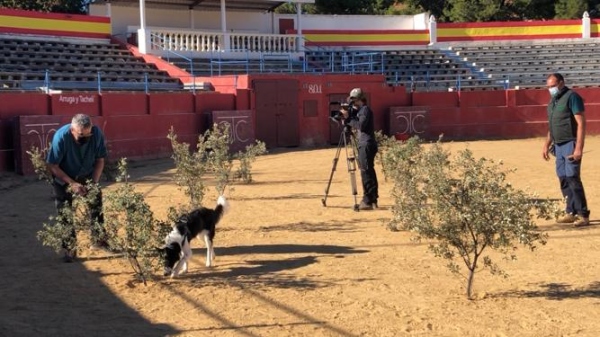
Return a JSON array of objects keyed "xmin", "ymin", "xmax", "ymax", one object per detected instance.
[
  {"xmin": 51, "ymin": 93, "xmax": 101, "ymax": 116},
  {"xmin": 148, "ymin": 92, "xmax": 195, "ymax": 115},
  {"xmin": 4, "ymin": 75, "xmax": 600, "ymax": 175},
  {"xmin": 101, "ymin": 92, "xmax": 149, "ymax": 116}
]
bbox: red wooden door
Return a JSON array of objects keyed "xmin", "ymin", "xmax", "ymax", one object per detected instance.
[
  {"xmin": 254, "ymin": 79, "xmax": 299, "ymax": 148},
  {"xmin": 279, "ymin": 18, "xmax": 294, "ymax": 34}
]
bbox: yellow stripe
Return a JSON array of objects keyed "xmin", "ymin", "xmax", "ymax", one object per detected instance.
[
  {"xmin": 0, "ymin": 15, "xmax": 110, "ymax": 34},
  {"xmin": 592, "ymin": 24, "xmax": 600, "ymax": 33},
  {"xmin": 438, "ymin": 26, "xmax": 580, "ymax": 37},
  {"xmin": 304, "ymin": 33, "xmax": 429, "ymax": 42}
]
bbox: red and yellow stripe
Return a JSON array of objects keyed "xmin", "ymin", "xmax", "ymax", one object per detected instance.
[
  {"xmin": 0, "ymin": 8, "xmax": 110, "ymax": 39},
  {"xmin": 297, "ymin": 29, "xmax": 429, "ymax": 47},
  {"xmin": 437, "ymin": 20, "xmax": 581, "ymax": 41}
]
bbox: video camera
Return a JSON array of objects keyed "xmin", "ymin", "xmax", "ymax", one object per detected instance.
[{"xmin": 329, "ymin": 101, "xmax": 357, "ymax": 122}]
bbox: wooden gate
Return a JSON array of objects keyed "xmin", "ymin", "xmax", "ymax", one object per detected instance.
[{"xmin": 254, "ymin": 79, "xmax": 299, "ymax": 148}]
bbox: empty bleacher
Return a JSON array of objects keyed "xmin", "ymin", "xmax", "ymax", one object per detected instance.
[
  {"xmin": 446, "ymin": 41, "xmax": 600, "ymax": 89},
  {"xmin": 159, "ymin": 40, "xmax": 600, "ymax": 92},
  {"xmin": 168, "ymin": 49, "xmax": 492, "ymax": 91},
  {"xmin": 0, "ymin": 37, "xmax": 183, "ymax": 91}
]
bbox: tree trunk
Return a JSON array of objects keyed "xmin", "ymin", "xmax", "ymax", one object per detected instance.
[{"xmin": 466, "ymin": 268, "xmax": 475, "ymax": 300}]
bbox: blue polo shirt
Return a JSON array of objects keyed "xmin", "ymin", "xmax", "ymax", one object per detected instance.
[{"xmin": 46, "ymin": 124, "xmax": 107, "ymax": 184}]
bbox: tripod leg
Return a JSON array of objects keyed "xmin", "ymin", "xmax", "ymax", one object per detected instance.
[
  {"xmin": 345, "ymin": 134, "xmax": 360, "ymax": 212},
  {"xmin": 321, "ymin": 132, "xmax": 345, "ymax": 207}
]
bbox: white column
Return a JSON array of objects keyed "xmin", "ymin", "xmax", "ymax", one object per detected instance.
[
  {"xmin": 296, "ymin": 2, "xmax": 303, "ymax": 51},
  {"xmin": 138, "ymin": 0, "xmax": 150, "ymax": 53},
  {"xmin": 428, "ymin": 15, "xmax": 437, "ymax": 45},
  {"xmin": 582, "ymin": 11, "xmax": 591, "ymax": 39},
  {"xmin": 106, "ymin": 2, "xmax": 111, "ymax": 17},
  {"xmin": 221, "ymin": 0, "xmax": 230, "ymax": 51}
]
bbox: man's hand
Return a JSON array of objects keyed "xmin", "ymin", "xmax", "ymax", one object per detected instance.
[
  {"xmin": 568, "ymin": 149, "xmax": 583, "ymax": 162},
  {"xmin": 340, "ymin": 107, "xmax": 349, "ymax": 119},
  {"xmin": 542, "ymin": 145, "xmax": 550, "ymax": 161},
  {"xmin": 69, "ymin": 182, "xmax": 87, "ymax": 196}
]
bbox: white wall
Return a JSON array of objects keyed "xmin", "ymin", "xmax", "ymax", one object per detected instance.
[
  {"xmin": 276, "ymin": 13, "xmax": 429, "ymax": 32},
  {"xmin": 91, "ymin": 4, "xmax": 276, "ymax": 37},
  {"xmin": 90, "ymin": 3, "xmax": 428, "ymax": 37}
]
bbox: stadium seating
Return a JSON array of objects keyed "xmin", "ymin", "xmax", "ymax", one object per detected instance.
[
  {"xmin": 0, "ymin": 37, "xmax": 183, "ymax": 91},
  {"xmin": 140, "ymin": 40, "xmax": 600, "ymax": 92},
  {"xmin": 447, "ymin": 41, "xmax": 600, "ymax": 89}
]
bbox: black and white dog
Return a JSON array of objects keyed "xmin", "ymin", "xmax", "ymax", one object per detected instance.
[{"xmin": 162, "ymin": 196, "xmax": 229, "ymax": 277}]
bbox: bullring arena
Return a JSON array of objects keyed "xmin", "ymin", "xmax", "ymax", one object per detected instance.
[{"xmin": 0, "ymin": 2, "xmax": 599, "ymax": 336}]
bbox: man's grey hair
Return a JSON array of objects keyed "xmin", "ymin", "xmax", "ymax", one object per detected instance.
[{"xmin": 71, "ymin": 114, "xmax": 92, "ymax": 128}]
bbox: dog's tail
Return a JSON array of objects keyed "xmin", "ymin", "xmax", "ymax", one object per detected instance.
[{"xmin": 216, "ymin": 195, "xmax": 230, "ymax": 215}]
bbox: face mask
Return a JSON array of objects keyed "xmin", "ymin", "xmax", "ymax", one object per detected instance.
[
  {"xmin": 76, "ymin": 136, "xmax": 90, "ymax": 145},
  {"xmin": 549, "ymin": 86, "xmax": 559, "ymax": 97}
]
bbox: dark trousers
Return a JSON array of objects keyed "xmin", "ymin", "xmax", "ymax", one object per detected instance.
[
  {"xmin": 555, "ymin": 141, "xmax": 590, "ymax": 217},
  {"xmin": 53, "ymin": 181, "xmax": 105, "ymax": 249},
  {"xmin": 357, "ymin": 141, "xmax": 379, "ymax": 204}
]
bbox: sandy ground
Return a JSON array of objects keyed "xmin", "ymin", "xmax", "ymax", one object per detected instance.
[{"xmin": 0, "ymin": 137, "xmax": 599, "ymax": 337}]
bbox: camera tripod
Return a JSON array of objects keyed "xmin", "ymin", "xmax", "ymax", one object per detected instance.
[{"xmin": 321, "ymin": 124, "xmax": 361, "ymax": 211}]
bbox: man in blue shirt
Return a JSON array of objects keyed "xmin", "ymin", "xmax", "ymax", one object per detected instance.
[
  {"xmin": 46, "ymin": 114, "xmax": 108, "ymax": 262},
  {"xmin": 542, "ymin": 73, "xmax": 590, "ymax": 227}
]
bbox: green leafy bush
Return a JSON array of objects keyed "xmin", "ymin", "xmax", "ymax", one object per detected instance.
[
  {"xmin": 384, "ymin": 137, "xmax": 559, "ymax": 299},
  {"xmin": 168, "ymin": 127, "xmax": 209, "ymax": 208},
  {"xmin": 235, "ymin": 140, "xmax": 267, "ymax": 183},
  {"xmin": 103, "ymin": 158, "xmax": 171, "ymax": 285}
]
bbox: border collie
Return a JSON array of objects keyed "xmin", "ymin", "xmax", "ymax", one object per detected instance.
[{"xmin": 162, "ymin": 196, "xmax": 229, "ymax": 277}]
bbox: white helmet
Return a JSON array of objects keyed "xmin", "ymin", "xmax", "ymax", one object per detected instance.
[{"xmin": 349, "ymin": 88, "xmax": 364, "ymax": 100}]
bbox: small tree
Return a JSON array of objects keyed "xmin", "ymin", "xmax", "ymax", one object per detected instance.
[
  {"xmin": 168, "ymin": 127, "xmax": 209, "ymax": 208},
  {"xmin": 37, "ymin": 181, "xmax": 103, "ymax": 256},
  {"xmin": 203, "ymin": 123, "xmax": 234, "ymax": 195},
  {"xmin": 103, "ymin": 158, "xmax": 171, "ymax": 285},
  {"xmin": 26, "ymin": 145, "xmax": 53, "ymax": 184},
  {"xmin": 375, "ymin": 130, "xmax": 402, "ymax": 182},
  {"xmin": 386, "ymin": 138, "xmax": 559, "ymax": 299},
  {"xmin": 235, "ymin": 140, "xmax": 267, "ymax": 183}
]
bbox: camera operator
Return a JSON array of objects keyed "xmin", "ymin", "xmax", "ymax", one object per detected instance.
[{"xmin": 341, "ymin": 88, "xmax": 379, "ymax": 210}]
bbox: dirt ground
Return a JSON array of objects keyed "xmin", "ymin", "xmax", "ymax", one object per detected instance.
[{"xmin": 0, "ymin": 137, "xmax": 599, "ymax": 337}]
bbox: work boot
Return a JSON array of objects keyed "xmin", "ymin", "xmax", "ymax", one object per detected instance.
[
  {"xmin": 556, "ymin": 213, "xmax": 577, "ymax": 224},
  {"xmin": 573, "ymin": 216, "xmax": 590, "ymax": 228},
  {"xmin": 358, "ymin": 201, "xmax": 373, "ymax": 211}
]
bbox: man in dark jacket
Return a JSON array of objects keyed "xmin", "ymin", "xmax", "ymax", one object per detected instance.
[
  {"xmin": 342, "ymin": 88, "xmax": 379, "ymax": 210},
  {"xmin": 542, "ymin": 73, "xmax": 590, "ymax": 227}
]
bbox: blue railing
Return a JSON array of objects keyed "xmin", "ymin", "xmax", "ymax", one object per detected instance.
[
  {"xmin": 149, "ymin": 32, "xmax": 201, "ymax": 93},
  {"xmin": 20, "ymin": 69, "xmax": 183, "ymax": 93}
]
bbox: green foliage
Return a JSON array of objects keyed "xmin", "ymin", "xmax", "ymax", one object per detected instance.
[
  {"xmin": 102, "ymin": 158, "xmax": 171, "ymax": 285},
  {"xmin": 276, "ymin": 0, "xmax": 400, "ymax": 15},
  {"xmin": 374, "ymin": 131, "xmax": 401, "ymax": 182},
  {"xmin": 235, "ymin": 140, "xmax": 267, "ymax": 183},
  {"xmin": 555, "ymin": 0, "xmax": 588, "ymax": 19},
  {"xmin": 0, "ymin": 0, "xmax": 92, "ymax": 14},
  {"xmin": 168, "ymin": 127, "xmax": 209, "ymax": 208},
  {"xmin": 203, "ymin": 123, "xmax": 234, "ymax": 195},
  {"xmin": 169, "ymin": 124, "xmax": 265, "ymax": 204},
  {"xmin": 26, "ymin": 145, "xmax": 53, "ymax": 184},
  {"xmin": 385, "ymin": 137, "xmax": 559, "ymax": 299},
  {"xmin": 37, "ymin": 180, "xmax": 103, "ymax": 253}
]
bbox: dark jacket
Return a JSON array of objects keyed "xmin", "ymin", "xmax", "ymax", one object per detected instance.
[
  {"xmin": 346, "ymin": 105, "xmax": 376, "ymax": 144},
  {"xmin": 548, "ymin": 87, "xmax": 581, "ymax": 144}
]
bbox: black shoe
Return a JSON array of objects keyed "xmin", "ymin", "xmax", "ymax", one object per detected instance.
[
  {"xmin": 89, "ymin": 240, "xmax": 115, "ymax": 253},
  {"xmin": 359, "ymin": 201, "xmax": 373, "ymax": 210},
  {"xmin": 62, "ymin": 249, "xmax": 76, "ymax": 263}
]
